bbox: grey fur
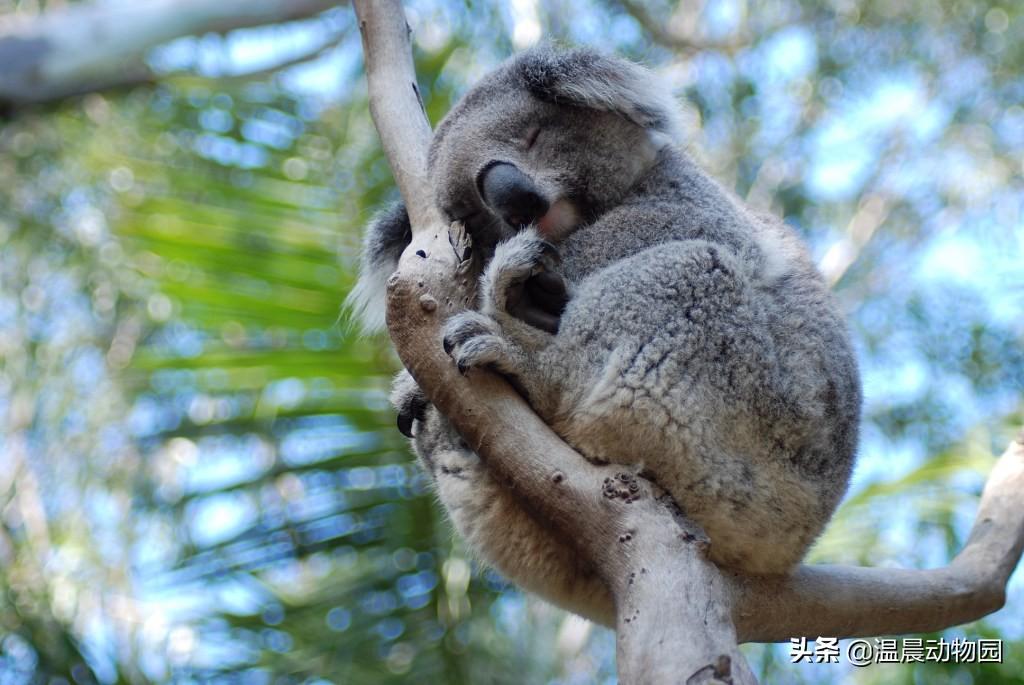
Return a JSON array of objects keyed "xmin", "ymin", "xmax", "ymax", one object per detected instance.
[
  {"xmin": 358, "ymin": 47, "xmax": 860, "ymax": 618},
  {"xmin": 393, "ymin": 368, "xmax": 615, "ymax": 625}
]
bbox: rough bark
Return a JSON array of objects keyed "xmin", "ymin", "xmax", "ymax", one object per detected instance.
[
  {"xmin": 0, "ymin": 0, "xmax": 340, "ymax": 109},
  {"xmin": 352, "ymin": 1, "xmax": 1024, "ymax": 681}
]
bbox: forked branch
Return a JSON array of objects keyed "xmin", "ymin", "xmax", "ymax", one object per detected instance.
[{"xmin": 351, "ymin": 2, "xmax": 1024, "ymax": 682}]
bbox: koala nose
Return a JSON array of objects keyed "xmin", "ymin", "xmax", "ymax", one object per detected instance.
[{"xmin": 478, "ymin": 162, "xmax": 549, "ymax": 228}]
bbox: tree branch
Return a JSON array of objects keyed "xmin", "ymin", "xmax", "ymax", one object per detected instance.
[
  {"xmin": 352, "ymin": 0, "xmax": 436, "ymax": 230},
  {"xmin": 352, "ymin": 2, "xmax": 1024, "ymax": 681},
  {"xmin": 0, "ymin": 0, "xmax": 340, "ymax": 109},
  {"xmin": 734, "ymin": 433, "xmax": 1023, "ymax": 642}
]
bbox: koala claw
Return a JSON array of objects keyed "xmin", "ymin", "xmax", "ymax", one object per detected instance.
[
  {"xmin": 443, "ymin": 311, "xmax": 515, "ymax": 374},
  {"xmin": 513, "ymin": 270, "xmax": 568, "ymax": 334},
  {"xmin": 393, "ymin": 378, "xmax": 429, "ymax": 438},
  {"xmin": 536, "ymin": 238, "xmax": 562, "ymax": 265},
  {"xmin": 396, "ymin": 394, "xmax": 427, "ymax": 438}
]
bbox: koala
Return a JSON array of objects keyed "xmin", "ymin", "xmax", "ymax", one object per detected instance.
[{"xmin": 350, "ymin": 47, "xmax": 860, "ymax": 623}]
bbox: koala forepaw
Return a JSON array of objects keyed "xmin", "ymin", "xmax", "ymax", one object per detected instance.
[
  {"xmin": 485, "ymin": 230, "xmax": 568, "ymax": 334},
  {"xmin": 442, "ymin": 311, "xmax": 518, "ymax": 375}
]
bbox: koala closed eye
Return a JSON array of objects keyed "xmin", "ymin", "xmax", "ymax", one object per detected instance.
[{"xmin": 523, "ymin": 125, "xmax": 541, "ymax": 149}]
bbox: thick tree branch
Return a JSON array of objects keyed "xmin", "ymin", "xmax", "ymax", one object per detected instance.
[
  {"xmin": 0, "ymin": 0, "xmax": 340, "ymax": 108},
  {"xmin": 352, "ymin": 0, "xmax": 437, "ymax": 230},
  {"xmin": 353, "ymin": 1, "xmax": 1024, "ymax": 681},
  {"xmin": 734, "ymin": 433, "xmax": 1023, "ymax": 642}
]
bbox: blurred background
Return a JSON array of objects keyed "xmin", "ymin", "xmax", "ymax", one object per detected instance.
[{"xmin": 0, "ymin": 0, "xmax": 1021, "ymax": 682}]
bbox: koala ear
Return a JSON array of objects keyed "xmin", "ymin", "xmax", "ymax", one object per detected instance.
[
  {"xmin": 345, "ymin": 202, "xmax": 411, "ymax": 333},
  {"xmin": 515, "ymin": 47, "xmax": 683, "ymax": 144}
]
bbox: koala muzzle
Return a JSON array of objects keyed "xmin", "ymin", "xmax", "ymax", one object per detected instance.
[{"xmin": 478, "ymin": 162, "xmax": 550, "ymax": 229}]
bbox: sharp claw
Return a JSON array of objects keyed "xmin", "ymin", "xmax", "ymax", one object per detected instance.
[
  {"xmin": 457, "ymin": 360, "xmax": 470, "ymax": 375},
  {"xmin": 397, "ymin": 412, "xmax": 415, "ymax": 438},
  {"xmin": 538, "ymin": 240, "xmax": 561, "ymax": 263},
  {"xmin": 443, "ymin": 337, "xmax": 454, "ymax": 355},
  {"xmin": 412, "ymin": 398, "xmax": 427, "ymax": 423}
]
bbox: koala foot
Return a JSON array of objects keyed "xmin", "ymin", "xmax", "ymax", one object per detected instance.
[
  {"xmin": 395, "ymin": 386, "xmax": 427, "ymax": 439},
  {"xmin": 390, "ymin": 369, "xmax": 428, "ymax": 438},
  {"xmin": 484, "ymin": 230, "xmax": 568, "ymax": 334},
  {"xmin": 442, "ymin": 311, "xmax": 523, "ymax": 376}
]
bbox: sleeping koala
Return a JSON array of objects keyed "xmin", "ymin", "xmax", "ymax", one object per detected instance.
[{"xmin": 350, "ymin": 47, "xmax": 860, "ymax": 623}]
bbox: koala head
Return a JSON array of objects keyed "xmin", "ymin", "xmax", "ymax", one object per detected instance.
[{"xmin": 428, "ymin": 47, "xmax": 682, "ymax": 248}]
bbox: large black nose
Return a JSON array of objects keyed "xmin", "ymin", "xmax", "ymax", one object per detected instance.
[{"xmin": 478, "ymin": 162, "xmax": 549, "ymax": 228}]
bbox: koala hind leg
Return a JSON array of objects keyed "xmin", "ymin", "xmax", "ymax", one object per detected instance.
[
  {"xmin": 546, "ymin": 241, "xmax": 823, "ymax": 574},
  {"xmin": 393, "ymin": 372, "xmax": 613, "ymax": 626}
]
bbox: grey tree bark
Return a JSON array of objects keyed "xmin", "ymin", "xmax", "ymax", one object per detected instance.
[
  {"xmin": 353, "ymin": 1, "xmax": 1024, "ymax": 682},
  {"xmin": 0, "ymin": 0, "xmax": 340, "ymax": 109}
]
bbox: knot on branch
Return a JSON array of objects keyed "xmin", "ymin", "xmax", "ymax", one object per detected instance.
[
  {"xmin": 603, "ymin": 472, "xmax": 642, "ymax": 503},
  {"xmin": 418, "ymin": 294, "xmax": 437, "ymax": 312},
  {"xmin": 686, "ymin": 655, "xmax": 733, "ymax": 685}
]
